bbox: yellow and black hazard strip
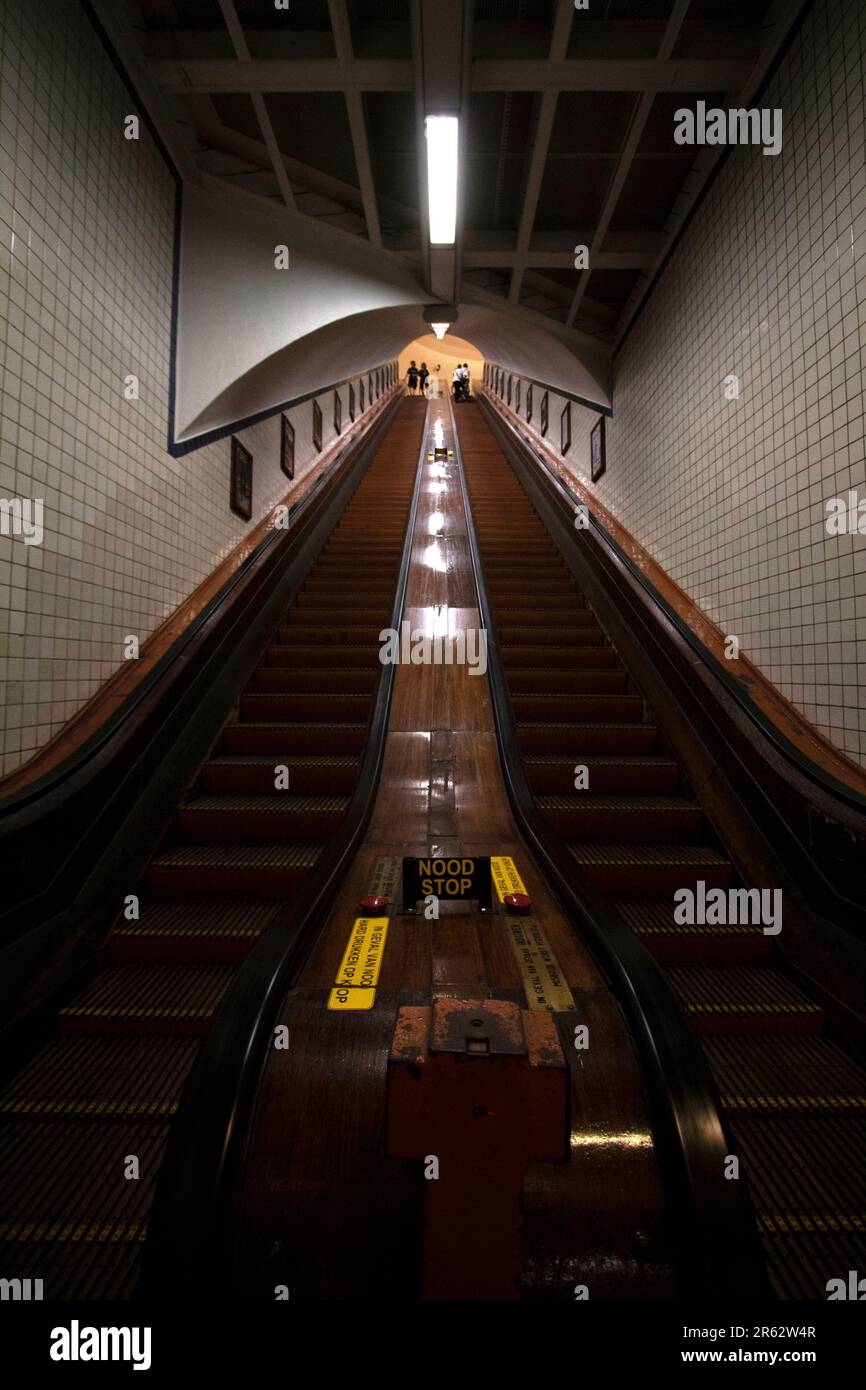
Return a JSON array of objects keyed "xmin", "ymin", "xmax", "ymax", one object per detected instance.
[{"xmin": 326, "ymin": 857, "xmax": 399, "ymax": 1011}]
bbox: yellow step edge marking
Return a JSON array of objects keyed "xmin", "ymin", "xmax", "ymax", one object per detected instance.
[
  {"xmin": 1, "ymin": 1222, "xmax": 148, "ymax": 1244},
  {"xmin": 759, "ymin": 1212, "xmax": 866, "ymax": 1235},
  {"xmin": 327, "ymin": 916, "xmax": 389, "ymax": 1012},
  {"xmin": 723, "ymin": 1094, "xmax": 866, "ymax": 1110},
  {"xmin": 491, "ymin": 855, "xmax": 527, "ymax": 902},
  {"xmin": 1, "ymin": 1099, "xmax": 178, "ymax": 1117},
  {"xmin": 505, "ymin": 917, "xmax": 575, "ymax": 1013}
]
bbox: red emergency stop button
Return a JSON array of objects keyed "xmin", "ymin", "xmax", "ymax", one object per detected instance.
[
  {"xmin": 503, "ymin": 892, "xmax": 532, "ymax": 913},
  {"xmin": 360, "ymin": 894, "xmax": 389, "ymax": 912}
]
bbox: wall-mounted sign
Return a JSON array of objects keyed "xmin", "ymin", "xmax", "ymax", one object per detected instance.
[{"xmin": 402, "ymin": 855, "xmax": 493, "ymax": 912}]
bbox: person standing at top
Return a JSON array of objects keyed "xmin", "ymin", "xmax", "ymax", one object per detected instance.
[
  {"xmin": 418, "ymin": 362, "xmax": 429, "ymax": 396},
  {"xmin": 407, "ymin": 360, "xmax": 418, "ymax": 395}
]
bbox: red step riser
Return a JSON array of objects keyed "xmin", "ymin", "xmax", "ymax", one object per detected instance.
[
  {"xmin": 201, "ymin": 766, "xmax": 356, "ymax": 795},
  {"xmin": 221, "ymin": 728, "xmax": 365, "ymax": 755},
  {"xmin": 177, "ymin": 809, "xmax": 343, "ymax": 841},
  {"xmin": 641, "ymin": 937, "xmax": 775, "ymax": 965},
  {"xmin": 512, "ymin": 697, "xmax": 643, "ymax": 722},
  {"xmin": 265, "ymin": 647, "xmax": 379, "ymax": 668},
  {"xmin": 579, "ymin": 865, "xmax": 738, "ymax": 896},
  {"xmin": 519, "ymin": 729, "xmax": 658, "ymax": 755},
  {"xmin": 689, "ymin": 1016, "xmax": 825, "ymax": 1037},
  {"xmin": 276, "ymin": 626, "xmax": 383, "ymax": 644},
  {"xmin": 240, "ymin": 695, "xmax": 371, "ymax": 721},
  {"xmin": 109, "ymin": 936, "xmax": 256, "ymax": 967},
  {"xmin": 297, "ymin": 588, "xmax": 396, "ymax": 603},
  {"xmin": 508, "ymin": 672, "xmax": 628, "ymax": 695},
  {"xmin": 500, "ymin": 629, "xmax": 602, "ymax": 645},
  {"xmin": 59, "ymin": 1017, "xmax": 213, "ymax": 1039},
  {"xmin": 503, "ymin": 648, "xmax": 615, "ymax": 668},
  {"xmin": 540, "ymin": 809, "xmax": 704, "ymax": 841},
  {"xmin": 251, "ymin": 670, "xmax": 377, "ymax": 694},
  {"xmin": 527, "ymin": 767, "xmax": 679, "ymax": 794},
  {"xmin": 147, "ymin": 865, "xmax": 310, "ymax": 897},
  {"xmin": 498, "ymin": 608, "xmax": 597, "ymax": 626}
]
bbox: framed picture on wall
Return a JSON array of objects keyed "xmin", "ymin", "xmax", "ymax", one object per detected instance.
[
  {"xmin": 560, "ymin": 401, "xmax": 571, "ymax": 456},
  {"xmin": 312, "ymin": 398, "xmax": 323, "ymax": 453},
  {"xmin": 334, "ymin": 388, "xmax": 343, "ymax": 436},
  {"xmin": 526, "ymin": 383, "xmax": 533, "ymax": 423},
  {"xmin": 514, "ymin": 379, "xmax": 521, "ymax": 416},
  {"xmin": 591, "ymin": 415, "xmax": 606, "ymax": 482},
  {"xmin": 506, "ymin": 374, "xmax": 512, "ymax": 407},
  {"xmin": 376, "ymin": 369, "xmax": 382, "ymax": 397},
  {"xmin": 230, "ymin": 437, "xmax": 253, "ymax": 520},
  {"xmin": 368, "ymin": 372, "xmax": 374, "ymax": 402},
  {"xmin": 280, "ymin": 413, "xmax": 295, "ymax": 480},
  {"xmin": 540, "ymin": 390, "xmax": 549, "ymax": 438},
  {"xmin": 359, "ymin": 377, "xmax": 366, "ymax": 413},
  {"xmin": 349, "ymin": 381, "xmax": 356, "ymax": 423}
]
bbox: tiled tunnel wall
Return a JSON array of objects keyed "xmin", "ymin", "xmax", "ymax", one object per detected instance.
[
  {"xmin": 0, "ymin": 0, "xmax": 392, "ymax": 777},
  {"xmin": 487, "ymin": 0, "xmax": 866, "ymax": 769}
]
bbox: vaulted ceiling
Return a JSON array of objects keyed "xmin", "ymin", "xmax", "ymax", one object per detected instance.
[{"xmin": 99, "ymin": 0, "xmax": 807, "ymax": 353}]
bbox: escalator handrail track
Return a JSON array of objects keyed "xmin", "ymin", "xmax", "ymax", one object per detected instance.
[{"xmin": 450, "ymin": 395, "xmax": 771, "ymax": 1302}]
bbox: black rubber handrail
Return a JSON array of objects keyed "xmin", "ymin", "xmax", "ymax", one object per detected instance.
[
  {"xmin": 142, "ymin": 401, "xmax": 431, "ymax": 1297},
  {"xmin": 450, "ymin": 395, "xmax": 771, "ymax": 1301}
]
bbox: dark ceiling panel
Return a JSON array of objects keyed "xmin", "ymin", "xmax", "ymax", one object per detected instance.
[
  {"xmin": 364, "ymin": 92, "xmax": 418, "ymax": 228},
  {"xmin": 549, "ymin": 91, "xmax": 637, "ymax": 155},
  {"xmin": 474, "ymin": 0, "xmax": 556, "ymax": 60},
  {"xmin": 465, "ymin": 91, "xmax": 535, "ymax": 232},
  {"xmin": 235, "ymin": 0, "xmax": 333, "ymax": 28},
  {"xmin": 349, "ymin": 0, "xmax": 413, "ymax": 59},
  {"xmin": 264, "ymin": 93, "xmax": 359, "ymax": 189},
  {"xmin": 584, "ymin": 267, "xmax": 642, "ymax": 305},
  {"xmin": 535, "ymin": 157, "xmax": 618, "ymax": 229}
]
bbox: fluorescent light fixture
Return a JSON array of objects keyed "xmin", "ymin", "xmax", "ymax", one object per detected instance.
[
  {"xmin": 430, "ymin": 321, "xmax": 450, "ymax": 339},
  {"xmin": 425, "ymin": 115, "xmax": 458, "ymax": 245}
]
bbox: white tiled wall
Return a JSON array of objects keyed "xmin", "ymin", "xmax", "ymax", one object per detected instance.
[
  {"xmin": 0, "ymin": 0, "xmax": 392, "ymax": 777},
  {"xmin": 489, "ymin": 0, "xmax": 866, "ymax": 768}
]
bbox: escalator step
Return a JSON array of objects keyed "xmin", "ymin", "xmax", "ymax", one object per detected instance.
[
  {"xmin": 512, "ymin": 695, "xmax": 643, "ymax": 721},
  {"xmin": 109, "ymin": 898, "xmax": 277, "ymax": 964},
  {"xmin": 519, "ymin": 722, "xmax": 659, "ymax": 754},
  {"xmin": 702, "ymin": 1035, "xmax": 866, "ymax": 1109},
  {"xmin": 570, "ymin": 842, "xmax": 736, "ymax": 895},
  {"xmin": 59, "ymin": 964, "xmax": 235, "ymax": 1037},
  {"xmin": 508, "ymin": 670, "xmax": 628, "ymax": 694},
  {"xmin": 730, "ymin": 1113, "xmax": 866, "ymax": 1299},
  {"xmin": 0, "ymin": 1037, "xmax": 199, "ymax": 1119},
  {"xmin": 201, "ymin": 754, "xmax": 359, "ymax": 795},
  {"xmin": 0, "ymin": 1119, "xmax": 169, "ymax": 1297},
  {"xmin": 538, "ymin": 793, "xmax": 702, "ymax": 840},
  {"xmin": 666, "ymin": 964, "xmax": 824, "ymax": 1035},
  {"xmin": 148, "ymin": 842, "xmax": 321, "ymax": 898},
  {"xmin": 265, "ymin": 645, "xmax": 378, "ymax": 668},
  {"xmin": 251, "ymin": 668, "xmax": 377, "ymax": 693},
  {"xmin": 221, "ymin": 722, "xmax": 366, "ymax": 755},
  {"xmin": 239, "ymin": 693, "xmax": 372, "ymax": 721},
  {"xmin": 178, "ymin": 794, "xmax": 349, "ymax": 842},
  {"xmin": 616, "ymin": 898, "xmax": 772, "ymax": 962},
  {"xmin": 526, "ymin": 754, "xmax": 678, "ymax": 794}
]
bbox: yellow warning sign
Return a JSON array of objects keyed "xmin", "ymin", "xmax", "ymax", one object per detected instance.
[
  {"xmin": 491, "ymin": 855, "xmax": 527, "ymax": 902},
  {"xmin": 506, "ymin": 918, "xmax": 575, "ymax": 1013},
  {"xmin": 327, "ymin": 916, "xmax": 389, "ymax": 1011}
]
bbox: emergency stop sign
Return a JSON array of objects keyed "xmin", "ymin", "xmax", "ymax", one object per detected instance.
[{"xmin": 401, "ymin": 855, "xmax": 493, "ymax": 912}]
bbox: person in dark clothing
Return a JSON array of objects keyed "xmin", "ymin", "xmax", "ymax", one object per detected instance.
[
  {"xmin": 407, "ymin": 361, "xmax": 418, "ymax": 395},
  {"xmin": 418, "ymin": 362, "xmax": 429, "ymax": 395}
]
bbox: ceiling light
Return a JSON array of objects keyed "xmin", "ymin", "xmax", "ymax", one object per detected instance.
[
  {"xmin": 430, "ymin": 322, "xmax": 450, "ymax": 339},
  {"xmin": 425, "ymin": 115, "xmax": 458, "ymax": 246}
]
